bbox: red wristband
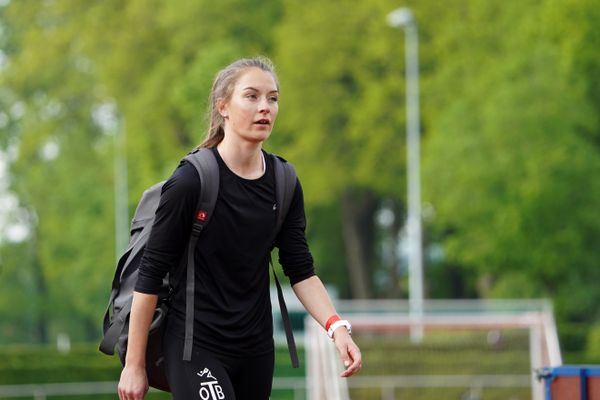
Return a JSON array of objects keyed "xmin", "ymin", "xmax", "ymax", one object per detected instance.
[{"xmin": 325, "ymin": 315, "xmax": 341, "ymax": 332}]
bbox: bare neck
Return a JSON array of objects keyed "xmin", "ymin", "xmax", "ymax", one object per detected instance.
[{"xmin": 216, "ymin": 139, "xmax": 264, "ymax": 179}]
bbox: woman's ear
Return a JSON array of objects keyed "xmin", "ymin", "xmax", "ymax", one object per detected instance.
[{"xmin": 217, "ymin": 98, "xmax": 228, "ymax": 119}]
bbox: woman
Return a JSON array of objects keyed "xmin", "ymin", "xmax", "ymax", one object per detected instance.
[{"xmin": 118, "ymin": 57, "xmax": 362, "ymax": 400}]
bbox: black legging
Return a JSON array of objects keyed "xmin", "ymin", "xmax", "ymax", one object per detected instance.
[{"xmin": 164, "ymin": 335, "xmax": 274, "ymax": 400}]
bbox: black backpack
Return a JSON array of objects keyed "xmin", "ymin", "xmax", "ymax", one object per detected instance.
[{"xmin": 99, "ymin": 148, "xmax": 300, "ymax": 392}]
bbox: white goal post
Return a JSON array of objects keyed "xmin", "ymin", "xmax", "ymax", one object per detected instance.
[{"xmin": 305, "ymin": 299, "xmax": 561, "ymax": 400}]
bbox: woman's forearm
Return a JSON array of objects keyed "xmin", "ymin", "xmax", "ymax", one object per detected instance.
[
  {"xmin": 124, "ymin": 292, "xmax": 158, "ymax": 368},
  {"xmin": 292, "ymin": 275, "xmax": 339, "ymax": 329},
  {"xmin": 293, "ymin": 275, "xmax": 362, "ymax": 377}
]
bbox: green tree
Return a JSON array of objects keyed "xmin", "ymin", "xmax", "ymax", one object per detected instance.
[
  {"xmin": 274, "ymin": 0, "xmax": 407, "ymax": 298},
  {"xmin": 0, "ymin": 0, "xmax": 284, "ymax": 343},
  {"xmin": 0, "ymin": 1, "xmax": 115, "ymax": 341},
  {"xmin": 420, "ymin": 0, "xmax": 600, "ymax": 330}
]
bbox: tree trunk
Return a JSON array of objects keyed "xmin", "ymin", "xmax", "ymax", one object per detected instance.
[
  {"xmin": 27, "ymin": 225, "xmax": 49, "ymax": 344},
  {"xmin": 340, "ymin": 188, "xmax": 377, "ymax": 299},
  {"xmin": 31, "ymin": 249, "xmax": 49, "ymax": 343}
]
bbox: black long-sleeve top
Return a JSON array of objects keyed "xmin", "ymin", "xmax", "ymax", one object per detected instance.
[{"xmin": 135, "ymin": 148, "xmax": 315, "ymax": 356}]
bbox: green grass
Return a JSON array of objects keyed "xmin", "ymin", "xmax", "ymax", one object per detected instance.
[
  {"xmin": 354, "ymin": 330, "xmax": 531, "ymax": 375},
  {"xmin": 0, "ymin": 344, "xmax": 304, "ymax": 400},
  {"xmin": 0, "ymin": 330, "xmax": 541, "ymax": 400},
  {"xmin": 347, "ymin": 330, "xmax": 532, "ymax": 400}
]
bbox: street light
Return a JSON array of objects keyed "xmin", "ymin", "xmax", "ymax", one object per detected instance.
[
  {"xmin": 387, "ymin": 7, "xmax": 424, "ymax": 341},
  {"xmin": 93, "ymin": 102, "xmax": 128, "ymax": 260},
  {"xmin": 114, "ymin": 117, "xmax": 129, "ymax": 259}
]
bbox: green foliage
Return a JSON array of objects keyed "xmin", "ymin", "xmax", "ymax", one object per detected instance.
[
  {"xmin": 305, "ymin": 204, "xmax": 350, "ymax": 295},
  {"xmin": 419, "ymin": 0, "xmax": 600, "ymax": 331},
  {"xmin": 587, "ymin": 323, "xmax": 600, "ymax": 359},
  {"xmin": 0, "ymin": 242, "xmax": 39, "ymax": 343},
  {"xmin": 0, "ymin": 0, "xmax": 117, "ymax": 341},
  {"xmin": 273, "ymin": 0, "xmax": 406, "ymax": 205},
  {"xmin": 0, "ymin": 0, "xmax": 283, "ymax": 343},
  {"xmin": 0, "ymin": 344, "xmax": 121, "ymax": 385}
]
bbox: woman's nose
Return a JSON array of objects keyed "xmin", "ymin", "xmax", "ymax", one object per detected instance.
[{"xmin": 258, "ymin": 98, "xmax": 270, "ymax": 113}]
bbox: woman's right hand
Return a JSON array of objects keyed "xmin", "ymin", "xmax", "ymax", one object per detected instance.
[
  {"xmin": 118, "ymin": 364, "xmax": 149, "ymax": 400},
  {"xmin": 119, "ymin": 292, "xmax": 157, "ymax": 399}
]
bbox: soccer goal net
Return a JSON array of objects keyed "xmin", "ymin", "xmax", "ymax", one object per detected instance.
[{"xmin": 305, "ymin": 299, "xmax": 560, "ymax": 400}]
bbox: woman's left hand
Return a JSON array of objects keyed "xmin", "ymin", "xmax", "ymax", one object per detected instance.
[{"xmin": 332, "ymin": 328, "xmax": 362, "ymax": 377}]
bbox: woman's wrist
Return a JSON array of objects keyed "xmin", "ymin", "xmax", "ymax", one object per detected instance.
[
  {"xmin": 124, "ymin": 351, "xmax": 147, "ymax": 369},
  {"xmin": 325, "ymin": 314, "xmax": 352, "ymax": 339},
  {"xmin": 325, "ymin": 314, "xmax": 341, "ymax": 331}
]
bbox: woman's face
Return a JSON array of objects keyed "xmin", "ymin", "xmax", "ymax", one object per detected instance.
[{"xmin": 220, "ymin": 67, "xmax": 279, "ymax": 145}]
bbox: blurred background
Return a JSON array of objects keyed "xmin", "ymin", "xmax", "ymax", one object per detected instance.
[{"xmin": 1, "ymin": 0, "xmax": 599, "ymax": 399}]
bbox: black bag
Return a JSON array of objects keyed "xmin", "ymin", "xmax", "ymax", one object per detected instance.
[{"xmin": 99, "ymin": 148, "xmax": 300, "ymax": 392}]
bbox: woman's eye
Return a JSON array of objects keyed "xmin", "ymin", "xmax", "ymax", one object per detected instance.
[
  {"xmin": 269, "ymin": 96, "xmax": 279, "ymax": 102},
  {"xmin": 246, "ymin": 94, "xmax": 257, "ymax": 99}
]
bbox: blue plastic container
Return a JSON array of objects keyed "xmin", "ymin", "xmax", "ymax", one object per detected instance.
[{"xmin": 537, "ymin": 365, "xmax": 600, "ymax": 400}]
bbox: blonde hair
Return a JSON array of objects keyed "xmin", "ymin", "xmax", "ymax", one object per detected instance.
[{"xmin": 198, "ymin": 56, "xmax": 279, "ymax": 148}]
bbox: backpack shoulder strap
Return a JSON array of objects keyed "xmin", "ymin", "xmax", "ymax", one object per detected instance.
[
  {"xmin": 272, "ymin": 154, "xmax": 298, "ymax": 235},
  {"xmin": 181, "ymin": 147, "xmax": 219, "ymax": 361},
  {"xmin": 269, "ymin": 152, "xmax": 300, "ymax": 368},
  {"xmin": 184, "ymin": 148, "xmax": 219, "ymax": 232}
]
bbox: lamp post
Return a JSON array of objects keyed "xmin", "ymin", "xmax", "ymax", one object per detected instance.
[
  {"xmin": 114, "ymin": 117, "xmax": 129, "ymax": 258},
  {"xmin": 93, "ymin": 102, "xmax": 128, "ymax": 260},
  {"xmin": 387, "ymin": 7, "xmax": 424, "ymax": 341}
]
